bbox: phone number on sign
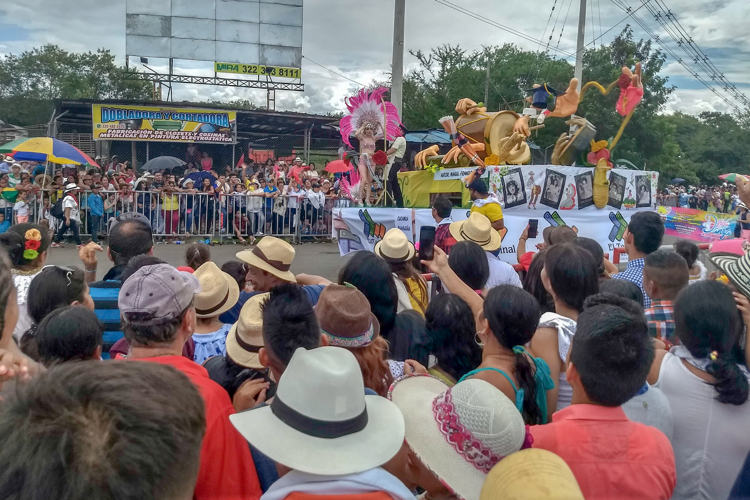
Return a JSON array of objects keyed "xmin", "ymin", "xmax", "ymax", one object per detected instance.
[{"xmin": 214, "ymin": 62, "xmax": 301, "ymax": 79}]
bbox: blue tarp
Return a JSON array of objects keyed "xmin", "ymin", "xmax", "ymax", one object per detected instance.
[{"xmin": 404, "ymin": 130, "xmax": 452, "ymax": 144}]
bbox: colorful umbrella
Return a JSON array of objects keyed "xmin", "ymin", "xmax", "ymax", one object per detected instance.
[
  {"xmin": 2, "ymin": 137, "xmax": 99, "ymax": 167},
  {"xmin": 0, "ymin": 138, "xmax": 27, "ymax": 154},
  {"xmin": 324, "ymin": 159, "xmax": 354, "ymax": 174},
  {"xmin": 719, "ymin": 173, "xmax": 746, "ymax": 183}
]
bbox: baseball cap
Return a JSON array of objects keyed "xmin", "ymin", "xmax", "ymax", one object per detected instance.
[{"xmin": 119, "ymin": 264, "xmax": 200, "ymax": 324}]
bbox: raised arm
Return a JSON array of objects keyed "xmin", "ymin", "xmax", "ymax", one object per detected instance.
[{"xmin": 421, "ymin": 246, "xmax": 484, "ymax": 317}]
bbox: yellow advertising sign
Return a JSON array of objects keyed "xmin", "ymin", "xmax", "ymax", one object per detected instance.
[
  {"xmin": 92, "ymin": 104, "xmax": 237, "ymax": 144},
  {"xmin": 214, "ymin": 62, "xmax": 301, "ymax": 79}
]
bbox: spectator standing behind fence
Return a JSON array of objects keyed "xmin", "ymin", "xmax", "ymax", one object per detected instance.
[
  {"xmin": 13, "ymin": 191, "xmax": 29, "ymax": 224},
  {"xmin": 161, "ymin": 179, "xmax": 180, "ymax": 236},
  {"xmin": 87, "ymin": 184, "xmax": 103, "ymax": 243},
  {"xmin": 51, "ymin": 183, "xmax": 82, "ymax": 247}
]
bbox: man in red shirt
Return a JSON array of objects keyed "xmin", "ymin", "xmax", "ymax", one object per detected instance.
[
  {"xmin": 119, "ymin": 263, "xmax": 262, "ymax": 500},
  {"xmin": 531, "ymin": 294, "xmax": 676, "ymax": 500}
]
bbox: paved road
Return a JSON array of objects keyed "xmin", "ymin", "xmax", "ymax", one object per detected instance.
[{"xmin": 46, "ymin": 241, "xmax": 347, "ymax": 282}]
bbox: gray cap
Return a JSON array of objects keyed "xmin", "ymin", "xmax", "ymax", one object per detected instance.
[{"xmin": 119, "ymin": 264, "xmax": 200, "ymax": 324}]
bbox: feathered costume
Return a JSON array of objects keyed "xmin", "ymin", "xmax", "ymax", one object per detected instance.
[{"xmin": 339, "ymin": 88, "xmax": 403, "ymax": 204}]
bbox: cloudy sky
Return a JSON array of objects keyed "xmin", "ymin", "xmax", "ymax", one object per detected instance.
[{"xmin": 1, "ymin": 0, "xmax": 748, "ymax": 117}]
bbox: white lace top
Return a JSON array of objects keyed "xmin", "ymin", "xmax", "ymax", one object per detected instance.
[
  {"xmin": 537, "ymin": 311, "xmax": 577, "ymax": 411},
  {"xmin": 12, "ymin": 270, "xmax": 41, "ymax": 341}
]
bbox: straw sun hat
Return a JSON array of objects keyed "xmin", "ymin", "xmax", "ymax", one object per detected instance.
[
  {"xmin": 230, "ymin": 346, "xmax": 405, "ymax": 476},
  {"xmin": 236, "ymin": 236, "xmax": 296, "ymax": 283},
  {"xmin": 193, "ymin": 261, "xmax": 240, "ymax": 318},
  {"xmin": 480, "ymin": 448, "xmax": 584, "ymax": 500},
  {"xmin": 389, "ymin": 375, "xmax": 529, "ymax": 500},
  {"xmin": 449, "ymin": 212, "xmax": 501, "ymax": 251},
  {"xmin": 374, "ymin": 228, "xmax": 415, "ymax": 263},
  {"xmin": 315, "ymin": 284, "xmax": 380, "ymax": 348},
  {"xmin": 226, "ymin": 293, "xmax": 269, "ymax": 369}
]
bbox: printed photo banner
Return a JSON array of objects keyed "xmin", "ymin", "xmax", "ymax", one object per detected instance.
[
  {"xmin": 659, "ymin": 206, "xmax": 737, "ymax": 242},
  {"xmin": 92, "ymin": 104, "xmax": 237, "ymax": 144},
  {"xmin": 484, "ymin": 165, "xmax": 659, "ymax": 213},
  {"xmin": 333, "ymin": 205, "xmax": 654, "ymax": 264}
]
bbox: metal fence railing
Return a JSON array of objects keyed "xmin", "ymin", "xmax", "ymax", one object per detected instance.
[{"xmin": 23, "ymin": 189, "xmax": 344, "ymax": 244}]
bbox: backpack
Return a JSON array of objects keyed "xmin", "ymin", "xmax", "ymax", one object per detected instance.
[{"xmin": 50, "ymin": 198, "xmax": 64, "ymax": 219}]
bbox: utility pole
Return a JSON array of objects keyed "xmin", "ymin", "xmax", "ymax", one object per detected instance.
[
  {"xmin": 391, "ymin": 0, "xmax": 405, "ymax": 117},
  {"xmin": 574, "ymin": 0, "xmax": 587, "ymax": 92}
]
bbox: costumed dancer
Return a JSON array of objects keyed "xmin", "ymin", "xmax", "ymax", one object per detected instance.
[{"xmin": 338, "ymin": 88, "xmax": 404, "ymax": 206}]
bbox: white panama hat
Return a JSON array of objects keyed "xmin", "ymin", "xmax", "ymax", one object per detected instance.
[{"xmin": 230, "ymin": 346, "xmax": 405, "ymax": 476}]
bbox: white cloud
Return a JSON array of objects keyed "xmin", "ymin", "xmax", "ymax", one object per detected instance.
[{"xmin": 0, "ymin": 0, "xmax": 748, "ymax": 117}]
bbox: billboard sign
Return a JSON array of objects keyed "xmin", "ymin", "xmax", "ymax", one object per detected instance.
[
  {"xmin": 214, "ymin": 62, "xmax": 301, "ymax": 79},
  {"xmin": 126, "ymin": 0, "xmax": 303, "ymax": 69},
  {"xmin": 92, "ymin": 104, "xmax": 237, "ymax": 144}
]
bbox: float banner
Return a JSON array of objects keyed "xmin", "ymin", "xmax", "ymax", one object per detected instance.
[
  {"xmin": 333, "ymin": 205, "xmax": 655, "ymax": 265},
  {"xmin": 659, "ymin": 206, "xmax": 737, "ymax": 242},
  {"xmin": 92, "ymin": 104, "xmax": 237, "ymax": 143}
]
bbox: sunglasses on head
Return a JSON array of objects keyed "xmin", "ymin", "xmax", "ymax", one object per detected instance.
[{"xmin": 42, "ymin": 264, "xmax": 76, "ymax": 287}]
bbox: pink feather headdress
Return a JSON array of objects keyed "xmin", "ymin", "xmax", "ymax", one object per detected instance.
[{"xmin": 339, "ymin": 87, "xmax": 404, "ymax": 148}]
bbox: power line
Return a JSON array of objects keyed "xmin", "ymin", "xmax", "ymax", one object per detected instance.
[
  {"xmin": 302, "ymin": 55, "xmax": 365, "ymax": 87},
  {"xmin": 432, "ymin": 0, "xmax": 576, "ymax": 58},
  {"xmin": 609, "ymin": 0, "xmax": 748, "ymax": 111}
]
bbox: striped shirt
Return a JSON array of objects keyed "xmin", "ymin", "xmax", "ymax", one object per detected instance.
[{"xmin": 90, "ymin": 265, "xmax": 126, "ymax": 358}]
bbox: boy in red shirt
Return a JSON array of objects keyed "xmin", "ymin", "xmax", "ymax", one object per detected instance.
[{"xmin": 531, "ymin": 294, "xmax": 676, "ymax": 500}]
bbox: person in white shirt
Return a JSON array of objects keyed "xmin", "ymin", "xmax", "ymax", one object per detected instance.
[
  {"xmin": 648, "ymin": 279, "xmax": 750, "ymax": 500},
  {"xmin": 286, "ymin": 179, "xmax": 303, "ymax": 233},
  {"xmin": 52, "ymin": 183, "xmax": 81, "ymax": 246},
  {"xmin": 13, "ymin": 191, "xmax": 30, "ymax": 224},
  {"xmin": 305, "ymin": 182, "xmax": 325, "ymax": 234},
  {"xmin": 385, "ymin": 135, "xmax": 407, "ymax": 207}
]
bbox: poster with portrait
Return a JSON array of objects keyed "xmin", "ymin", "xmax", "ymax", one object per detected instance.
[
  {"xmin": 575, "ymin": 171, "xmax": 594, "ymax": 209},
  {"xmin": 635, "ymin": 174, "xmax": 652, "ymax": 208},
  {"xmin": 501, "ymin": 168, "xmax": 527, "ymax": 209},
  {"xmin": 541, "ymin": 168, "xmax": 566, "ymax": 209},
  {"xmin": 608, "ymin": 172, "xmax": 627, "ymax": 209}
]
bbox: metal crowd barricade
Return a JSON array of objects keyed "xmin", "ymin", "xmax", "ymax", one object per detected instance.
[{"xmin": 31, "ymin": 188, "xmax": 346, "ymax": 244}]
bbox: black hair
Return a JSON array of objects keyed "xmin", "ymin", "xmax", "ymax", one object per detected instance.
[
  {"xmin": 544, "ymin": 243, "xmax": 599, "ymax": 312},
  {"xmin": 548, "ymin": 226, "xmax": 577, "ymax": 246},
  {"xmin": 522, "ymin": 250, "xmax": 555, "ymax": 314},
  {"xmin": 448, "ymin": 241, "xmax": 490, "ymax": 290},
  {"xmin": 574, "ymin": 237, "xmax": 604, "ymax": 275},
  {"xmin": 674, "ymin": 281, "xmax": 749, "ymax": 405},
  {"xmin": 339, "ymin": 251, "xmax": 398, "ymax": 339},
  {"xmin": 644, "ymin": 249, "xmax": 689, "ymax": 298},
  {"xmin": 185, "ymin": 243, "xmax": 211, "ymax": 270},
  {"xmin": 432, "ymin": 195, "xmax": 453, "ymax": 219},
  {"xmin": 483, "ymin": 285, "xmax": 545, "ymax": 423},
  {"xmin": 468, "ymin": 178, "xmax": 488, "ymax": 194},
  {"xmin": 572, "ymin": 293, "xmax": 654, "ymax": 406},
  {"xmin": 0, "ymin": 251, "xmax": 13, "ymax": 334},
  {"xmin": 121, "ymin": 255, "xmax": 167, "ymax": 283},
  {"xmin": 425, "ymin": 294, "xmax": 482, "ymax": 382},
  {"xmin": 674, "ymin": 239, "xmax": 699, "ymax": 269},
  {"xmin": 221, "ymin": 260, "xmax": 248, "ymax": 290},
  {"xmin": 261, "ymin": 283, "xmax": 320, "ymax": 367},
  {"xmin": 598, "ymin": 278, "xmax": 644, "ymax": 307},
  {"xmin": 36, "ymin": 306, "xmax": 103, "ymax": 366},
  {"xmin": 0, "ymin": 223, "xmax": 51, "ymax": 269},
  {"xmin": 21, "ymin": 266, "xmax": 88, "ymax": 361},
  {"xmin": 0, "ymin": 361, "xmax": 205, "ymax": 500},
  {"xmin": 627, "ymin": 211, "xmax": 664, "ymax": 254},
  {"xmin": 109, "ymin": 219, "xmax": 153, "ymax": 267}
]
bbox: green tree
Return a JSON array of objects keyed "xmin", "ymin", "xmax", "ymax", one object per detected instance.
[{"xmin": 0, "ymin": 44, "xmax": 153, "ymax": 126}]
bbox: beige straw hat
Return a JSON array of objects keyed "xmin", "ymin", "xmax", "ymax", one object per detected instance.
[
  {"xmin": 374, "ymin": 228, "xmax": 415, "ymax": 263},
  {"xmin": 449, "ymin": 212, "xmax": 502, "ymax": 251},
  {"xmin": 226, "ymin": 293, "xmax": 269, "ymax": 369},
  {"xmin": 480, "ymin": 448, "xmax": 584, "ymax": 500},
  {"xmin": 193, "ymin": 261, "xmax": 240, "ymax": 318},
  {"xmin": 389, "ymin": 376, "xmax": 528, "ymax": 500},
  {"xmin": 236, "ymin": 236, "xmax": 296, "ymax": 283}
]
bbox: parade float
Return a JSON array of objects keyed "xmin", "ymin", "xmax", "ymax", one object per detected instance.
[{"xmin": 333, "ymin": 66, "xmax": 665, "ymax": 263}]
